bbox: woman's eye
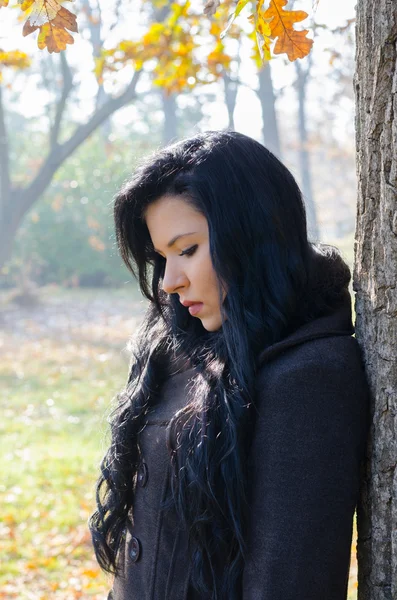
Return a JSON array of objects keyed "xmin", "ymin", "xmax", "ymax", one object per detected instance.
[{"xmin": 179, "ymin": 245, "xmax": 198, "ymax": 257}]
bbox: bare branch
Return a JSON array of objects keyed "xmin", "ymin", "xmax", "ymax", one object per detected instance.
[
  {"xmin": 17, "ymin": 70, "xmax": 142, "ymax": 216},
  {"xmin": 50, "ymin": 52, "xmax": 74, "ymax": 149},
  {"xmin": 81, "ymin": 0, "xmax": 102, "ymax": 54},
  {"xmin": 80, "ymin": 0, "xmax": 110, "ymax": 113},
  {"xmin": 109, "ymin": 0, "xmax": 124, "ymax": 32}
]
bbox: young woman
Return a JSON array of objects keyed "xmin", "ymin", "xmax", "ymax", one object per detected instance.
[{"xmin": 89, "ymin": 130, "xmax": 370, "ymax": 600}]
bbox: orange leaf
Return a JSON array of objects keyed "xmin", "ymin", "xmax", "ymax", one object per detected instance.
[
  {"xmin": 272, "ymin": 27, "xmax": 312, "ymax": 60},
  {"xmin": 37, "ymin": 21, "xmax": 74, "ymax": 52},
  {"xmin": 262, "ymin": 0, "xmax": 313, "ymax": 61},
  {"xmin": 52, "ymin": 5, "xmax": 78, "ymax": 33},
  {"xmin": 23, "ymin": 5, "xmax": 77, "ymax": 52}
]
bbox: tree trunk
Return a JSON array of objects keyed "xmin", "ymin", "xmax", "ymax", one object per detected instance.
[
  {"xmin": 354, "ymin": 1, "xmax": 397, "ymax": 599},
  {"xmin": 162, "ymin": 90, "xmax": 178, "ymax": 145},
  {"xmin": 295, "ymin": 60, "xmax": 319, "ymax": 242},
  {"xmin": 223, "ymin": 71, "xmax": 238, "ymax": 130},
  {"xmin": 257, "ymin": 61, "xmax": 281, "ymax": 158}
]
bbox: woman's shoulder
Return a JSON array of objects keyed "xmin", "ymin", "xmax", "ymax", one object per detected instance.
[
  {"xmin": 254, "ymin": 301, "xmax": 368, "ymax": 401},
  {"xmin": 256, "ymin": 300, "xmax": 358, "ymax": 370}
]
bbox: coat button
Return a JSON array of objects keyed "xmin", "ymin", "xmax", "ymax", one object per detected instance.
[
  {"xmin": 129, "ymin": 536, "xmax": 141, "ymax": 562},
  {"xmin": 137, "ymin": 461, "xmax": 148, "ymax": 487}
]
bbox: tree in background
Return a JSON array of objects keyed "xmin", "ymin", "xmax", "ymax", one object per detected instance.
[
  {"xmin": 1, "ymin": 0, "xmax": 360, "ymax": 290},
  {"xmin": 1, "ymin": 0, "xmax": 316, "ymax": 271}
]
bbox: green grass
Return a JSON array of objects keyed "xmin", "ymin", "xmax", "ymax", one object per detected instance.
[{"xmin": 0, "ymin": 331, "xmax": 125, "ymax": 599}]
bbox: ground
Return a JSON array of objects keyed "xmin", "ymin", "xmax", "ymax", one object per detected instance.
[{"xmin": 0, "ymin": 285, "xmax": 358, "ymax": 599}]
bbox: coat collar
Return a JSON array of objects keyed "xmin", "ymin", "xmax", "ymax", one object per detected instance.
[{"xmin": 256, "ymin": 295, "xmax": 354, "ymax": 368}]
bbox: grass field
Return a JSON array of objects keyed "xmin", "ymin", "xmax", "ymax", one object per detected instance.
[{"xmin": 0, "ymin": 284, "xmax": 359, "ymax": 599}]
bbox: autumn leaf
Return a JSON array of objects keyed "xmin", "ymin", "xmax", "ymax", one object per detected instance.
[
  {"xmin": 22, "ymin": 4, "xmax": 78, "ymax": 53},
  {"xmin": 263, "ymin": 0, "xmax": 313, "ymax": 61},
  {"xmin": 250, "ymin": 3, "xmax": 273, "ymax": 63},
  {"xmin": 0, "ymin": 49, "xmax": 31, "ymax": 82},
  {"xmin": 220, "ymin": 0, "xmax": 250, "ymax": 39},
  {"xmin": 0, "ymin": 0, "xmax": 9, "ymax": 8},
  {"xmin": 19, "ymin": 0, "xmax": 61, "ymax": 24}
]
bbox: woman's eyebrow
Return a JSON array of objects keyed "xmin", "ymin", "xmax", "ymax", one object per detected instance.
[{"xmin": 154, "ymin": 232, "xmax": 197, "ymax": 252}]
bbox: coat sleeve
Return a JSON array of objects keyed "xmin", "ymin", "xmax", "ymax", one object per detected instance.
[{"xmin": 242, "ymin": 339, "xmax": 370, "ymax": 600}]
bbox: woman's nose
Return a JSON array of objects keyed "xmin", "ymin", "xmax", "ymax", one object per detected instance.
[{"xmin": 162, "ymin": 262, "xmax": 188, "ymax": 294}]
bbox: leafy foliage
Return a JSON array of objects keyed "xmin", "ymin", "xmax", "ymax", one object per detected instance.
[
  {"xmin": 0, "ymin": 49, "xmax": 31, "ymax": 81},
  {"xmin": 1, "ymin": 0, "xmax": 314, "ymax": 62},
  {"xmin": 223, "ymin": 0, "xmax": 313, "ymax": 61},
  {"xmin": 96, "ymin": 0, "xmax": 242, "ymax": 95}
]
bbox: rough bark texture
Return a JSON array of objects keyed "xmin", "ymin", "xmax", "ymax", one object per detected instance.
[{"xmin": 354, "ymin": 1, "xmax": 397, "ymax": 599}]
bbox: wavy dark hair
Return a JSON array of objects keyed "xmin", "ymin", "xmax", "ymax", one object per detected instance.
[{"xmin": 89, "ymin": 130, "xmax": 351, "ymax": 599}]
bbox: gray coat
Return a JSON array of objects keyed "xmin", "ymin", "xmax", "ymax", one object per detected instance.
[{"xmin": 108, "ymin": 299, "xmax": 370, "ymax": 600}]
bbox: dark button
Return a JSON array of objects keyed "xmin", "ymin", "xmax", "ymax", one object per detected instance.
[
  {"xmin": 137, "ymin": 461, "xmax": 148, "ymax": 487},
  {"xmin": 129, "ymin": 536, "xmax": 141, "ymax": 562}
]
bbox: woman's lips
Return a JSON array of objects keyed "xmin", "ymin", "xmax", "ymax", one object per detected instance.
[{"xmin": 188, "ymin": 302, "xmax": 204, "ymax": 316}]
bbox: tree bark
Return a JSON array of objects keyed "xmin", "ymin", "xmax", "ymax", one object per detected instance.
[{"xmin": 354, "ymin": 1, "xmax": 397, "ymax": 599}]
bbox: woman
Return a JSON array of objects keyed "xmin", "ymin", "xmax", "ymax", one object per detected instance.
[{"xmin": 89, "ymin": 130, "xmax": 370, "ymax": 600}]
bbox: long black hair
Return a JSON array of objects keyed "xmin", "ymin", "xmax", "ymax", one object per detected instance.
[{"xmin": 89, "ymin": 130, "xmax": 351, "ymax": 599}]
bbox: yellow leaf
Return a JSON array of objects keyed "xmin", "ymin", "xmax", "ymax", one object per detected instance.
[
  {"xmin": 21, "ymin": 0, "xmax": 61, "ymax": 26},
  {"xmin": 0, "ymin": 0, "xmax": 9, "ymax": 8},
  {"xmin": 18, "ymin": 0, "xmax": 35, "ymax": 10},
  {"xmin": 81, "ymin": 568, "xmax": 100, "ymax": 578},
  {"xmin": 220, "ymin": 0, "xmax": 250, "ymax": 39},
  {"xmin": 0, "ymin": 49, "xmax": 31, "ymax": 69}
]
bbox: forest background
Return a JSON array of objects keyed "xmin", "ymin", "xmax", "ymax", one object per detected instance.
[{"xmin": 0, "ymin": 0, "xmax": 361, "ymax": 598}]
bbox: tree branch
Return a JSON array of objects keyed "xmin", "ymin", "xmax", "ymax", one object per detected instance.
[
  {"xmin": 50, "ymin": 52, "xmax": 74, "ymax": 149},
  {"xmin": 17, "ymin": 69, "xmax": 142, "ymax": 215},
  {"xmin": 109, "ymin": 0, "xmax": 124, "ymax": 32},
  {"xmin": 0, "ymin": 84, "xmax": 10, "ymax": 225}
]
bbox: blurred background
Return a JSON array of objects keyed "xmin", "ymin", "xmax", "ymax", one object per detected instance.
[{"xmin": 0, "ymin": 0, "xmax": 359, "ymax": 598}]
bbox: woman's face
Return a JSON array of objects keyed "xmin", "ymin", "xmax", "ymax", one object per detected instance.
[{"xmin": 144, "ymin": 194, "xmax": 226, "ymax": 332}]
